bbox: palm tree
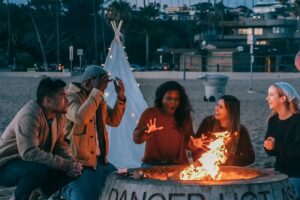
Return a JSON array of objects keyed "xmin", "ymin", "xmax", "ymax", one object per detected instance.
[
  {"xmin": 27, "ymin": 0, "xmax": 48, "ymax": 70},
  {"xmin": 293, "ymin": 0, "xmax": 300, "ymax": 17},
  {"xmin": 105, "ymin": 1, "xmax": 133, "ymax": 25},
  {"xmin": 138, "ymin": 3, "xmax": 160, "ymax": 68}
]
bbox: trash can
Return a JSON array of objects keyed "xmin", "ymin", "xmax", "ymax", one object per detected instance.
[{"xmin": 199, "ymin": 74, "xmax": 229, "ymax": 102}]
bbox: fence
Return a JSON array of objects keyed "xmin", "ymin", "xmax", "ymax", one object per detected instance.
[{"xmin": 176, "ymin": 53, "xmax": 298, "ymax": 72}]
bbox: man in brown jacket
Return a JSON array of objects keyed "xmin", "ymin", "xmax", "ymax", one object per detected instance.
[
  {"xmin": 0, "ymin": 77, "xmax": 82, "ymax": 200},
  {"xmin": 62, "ymin": 65, "xmax": 126, "ymax": 200}
]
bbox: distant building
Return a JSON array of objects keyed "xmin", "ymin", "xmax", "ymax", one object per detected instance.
[
  {"xmin": 252, "ymin": 1, "xmax": 283, "ymax": 14},
  {"xmin": 160, "ymin": 5, "xmax": 198, "ymax": 21},
  {"xmin": 159, "ymin": 1, "xmax": 300, "ymax": 72}
]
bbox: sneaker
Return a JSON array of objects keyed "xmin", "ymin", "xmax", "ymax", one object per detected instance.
[
  {"xmin": 9, "ymin": 194, "xmax": 15, "ymax": 200},
  {"xmin": 47, "ymin": 190, "xmax": 65, "ymax": 200}
]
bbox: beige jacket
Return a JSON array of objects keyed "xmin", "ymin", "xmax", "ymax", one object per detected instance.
[
  {"xmin": 65, "ymin": 83, "xmax": 126, "ymax": 168},
  {"xmin": 0, "ymin": 101, "xmax": 73, "ymax": 170}
]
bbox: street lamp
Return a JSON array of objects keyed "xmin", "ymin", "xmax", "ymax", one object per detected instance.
[{"xmin": 247, "ymin": 34, "xmax": 255, "ymax": 93}]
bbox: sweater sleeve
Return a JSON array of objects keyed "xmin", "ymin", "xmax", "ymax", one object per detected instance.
[
  {"xmin": 264, "ymin": 117, "xmax": 278, "ymax": 156},
  {"xmin": 66, "ymin": 88, "xmax": 104, "ymax": 125},
  {"xmin": 231, "ymin": 125, "xmax": 255, "ymax": 166},
  {"xmin": 183, "ymin": 115, "xmax": 195, "ymax": 150},
  {"xmin": 105, "ymin": 98, "xmax": 126, "ymax": 127},
  {"xmin": 279, "ymin": 121, "xmax": 300, "ymax": 158}
]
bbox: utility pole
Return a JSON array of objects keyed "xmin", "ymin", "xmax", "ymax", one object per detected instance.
[
  {"xmin": 247, "ymin": 34, "xmax": 254, "ymax": 93},
  {"xmin": 56, "ymin": 0, "xmax": 60, "ymax": 65},
  {"xmin": 6, "ymin": 0, "xmax": 12, "ymax": 67},
  {"xmin": 93, "ymin": 0, "xmax": 98, "ymax": 64},
  {"xmin": 100, "ymin": 8, "xmax": 106, "ymax": 63},
  {"xmin": 146, "ymin": 33, "xmax": 149, "ymax": 69}
]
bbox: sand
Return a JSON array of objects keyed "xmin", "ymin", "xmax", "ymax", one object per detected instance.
[{"xmin": 1, "ymin": 74, "xmax": 300, "ymax": 199}]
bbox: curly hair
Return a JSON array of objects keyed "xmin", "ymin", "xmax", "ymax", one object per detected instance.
[{"xmin": 154, "ymin": 81, "xmax": 192, "ymax": 128}]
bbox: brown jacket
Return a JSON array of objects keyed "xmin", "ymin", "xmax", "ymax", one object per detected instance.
[
  {"xmin": 0, "ymin": 101, "xmax": 73, "ymax": 170},
  {"xmin": 65, "ymin": 83, "xmax": 126, "ymax": 168}
]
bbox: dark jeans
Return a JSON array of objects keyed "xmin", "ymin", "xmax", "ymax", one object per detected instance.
[
  {"xmin": 62, "ymin": 161, "xmax": 116, "ymax": 200},
  {"xmin": 0, "ymin": 159, "xmax": 72, "ymax": 200}
]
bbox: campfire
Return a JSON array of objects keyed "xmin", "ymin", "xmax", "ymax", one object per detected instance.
[
  {"xmin": 139, "ymin": 131, "xmax": 260, "ymax": 182},
  {"xmin": 101, "ymin": 130, "xmax": 295, "ymax": 200},
  {"xmin": 180, "ymin": 131, "xmax": 231, "ymax": 181}
]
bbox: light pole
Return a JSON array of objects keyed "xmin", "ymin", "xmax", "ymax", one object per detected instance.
[
  {"xmin": 247, "ymin": 34, "xmax": 255, "ymax": 93},
  {"xmin": 183, "ymin": 53, "xmax": 186, "ymax": 81}
]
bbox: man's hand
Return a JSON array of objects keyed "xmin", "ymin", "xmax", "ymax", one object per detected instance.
[
  {"xmin": 145, "ymin": 118, "xmax": 164, "ymax": 134},
  {"xmin": 114, "ymin": 77, "xmax": 125, "ymax": 100},
  {"xmin": 264, "ymin": 136, "xmax": 275, "ymax": 150},
  {"xmin": 66, "ymin": 160, "xmax": 83, "ymax": 178},
  {"xmin": 91, "ymin": 74, "xmax": 110, "ymax": 92}
]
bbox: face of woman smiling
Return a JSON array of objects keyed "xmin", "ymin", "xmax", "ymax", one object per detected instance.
[
  {"xmin": 266, "ymin": 85, "xmax": 283, "ymax": 111},
  {"xmin": 214, "ymin": 99, "xmax": 228, "ymax": 122},
  {"xmin": 162, "ymin": 90, "xmax": 180, "ymax": 116}
]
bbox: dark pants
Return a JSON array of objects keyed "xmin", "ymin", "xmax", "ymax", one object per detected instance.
[
  {"xmin": 62, "ymin": 161, "xmax": 116, "ymax": 200},
  {"xmin": 0, "ymin": 159, "xmax": 72, "ymax": 200}
]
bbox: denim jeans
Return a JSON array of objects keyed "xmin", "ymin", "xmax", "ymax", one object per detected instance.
[
  {"xmin": 62, "ymin": 162, "xmax": 116, "ymax": 200},
  {"xmin": 0, "ymin": 159, "xmax": 71, "ymax": 200},
  {"xmin": 290, "ymin": 177, "xmax": 300, "ymax": 200}
]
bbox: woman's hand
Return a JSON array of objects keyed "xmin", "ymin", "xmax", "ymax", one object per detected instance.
[
  {"xmin": 264, "ymin": 136, "xmax": 275, "ymax": 150},
  {"xmin": 145, "ymin": 118, "xmax": 164, "ymax": 134},
  {"xmin": 190, "ymin": 136, "xmax": 211, "ymax": 151}
]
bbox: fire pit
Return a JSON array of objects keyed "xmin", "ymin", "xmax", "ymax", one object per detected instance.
[{"xmin": 100, "ymin": 165, "xmax": 296, "ymax": 200}]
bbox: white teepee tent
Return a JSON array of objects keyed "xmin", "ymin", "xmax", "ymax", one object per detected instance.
[{"xmin": 104, "ymin": 21, "xmax": 148, "ymax": 168}]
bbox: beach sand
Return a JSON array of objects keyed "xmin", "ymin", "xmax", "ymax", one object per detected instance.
[{"xmin": 1, "ymin": 75, "xmax": 300, "ymax": 199}]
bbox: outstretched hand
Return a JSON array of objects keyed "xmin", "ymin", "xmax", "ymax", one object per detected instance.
[
  {"xmin": 145, "ymin": 118, "xmax": 164, "ymax": 134},
  {"xmin": 190, "ymin": 135, "xmax": 211, "ymax": 151}
]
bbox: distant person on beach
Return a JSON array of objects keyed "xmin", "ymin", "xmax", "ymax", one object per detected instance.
[
  {"xmin": 0, "ymin": 77, "xmax": 82, "ymax": 200},
  {"xmin": 264, "ymin": 82, "xmax": 300, "ymax": 199},
  {"xmin": 133, "ymin": 81, "xmax": 194, "ymax": 166},
  {"xmin": 63, "ymin": 65, "xmax": 126, "ymax": 200},
  {"xmin": 191, "ymin": 95, "xmax": 255, "ymax": 166}
]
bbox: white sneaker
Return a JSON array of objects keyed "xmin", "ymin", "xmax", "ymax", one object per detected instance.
[{"xmin": 9, "ymin": 194, "xmax": 15, "ymax": 200}]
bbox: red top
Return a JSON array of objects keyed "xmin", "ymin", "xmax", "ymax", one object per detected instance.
[{"xmin": 133, "ymin": 107, "xmax": 194, "ymax": 164}]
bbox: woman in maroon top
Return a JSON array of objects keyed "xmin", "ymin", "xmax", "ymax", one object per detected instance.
[
  {"xmin": 191, "ymin": 95, "xmax": 255, "ymax": 166},
  {"xmin": 133, "ymin": 81, "xmax": 194, "ymax": 166}
]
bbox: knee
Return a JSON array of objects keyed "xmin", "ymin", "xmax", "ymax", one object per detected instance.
[
  {"xmin": 106, "ymin": 163, "xmax": 117, "ymax": 174},
  {"xmin": 62, "ymin": 183, "xmax": 86, "ymax": 200},
  {"xmin": 27, "ymin": 163, "xmax": 49, "ymax": 182}
]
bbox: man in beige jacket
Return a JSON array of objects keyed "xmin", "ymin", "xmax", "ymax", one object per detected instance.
[
  {"xmin": 0, "ymin": 77, "xmax": 82, "ymax": 200},
  {"xmin": 62, "ymin": 65, "xmax": 126, "ymax": 200}
]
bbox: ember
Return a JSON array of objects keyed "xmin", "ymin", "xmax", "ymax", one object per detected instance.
[{"xmin": 139, "ymin": 165, "xmax": 262, "ymax": 183}]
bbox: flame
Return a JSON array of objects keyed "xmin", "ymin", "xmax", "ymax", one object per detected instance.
[{"xmin": 180, "ymin": 131, "xmax": 231, "ymax": 180}]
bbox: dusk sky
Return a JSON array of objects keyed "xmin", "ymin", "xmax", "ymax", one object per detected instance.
[{"xmin": 8, "ymin": 0, "xmax": 282, "ymax": 8}]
